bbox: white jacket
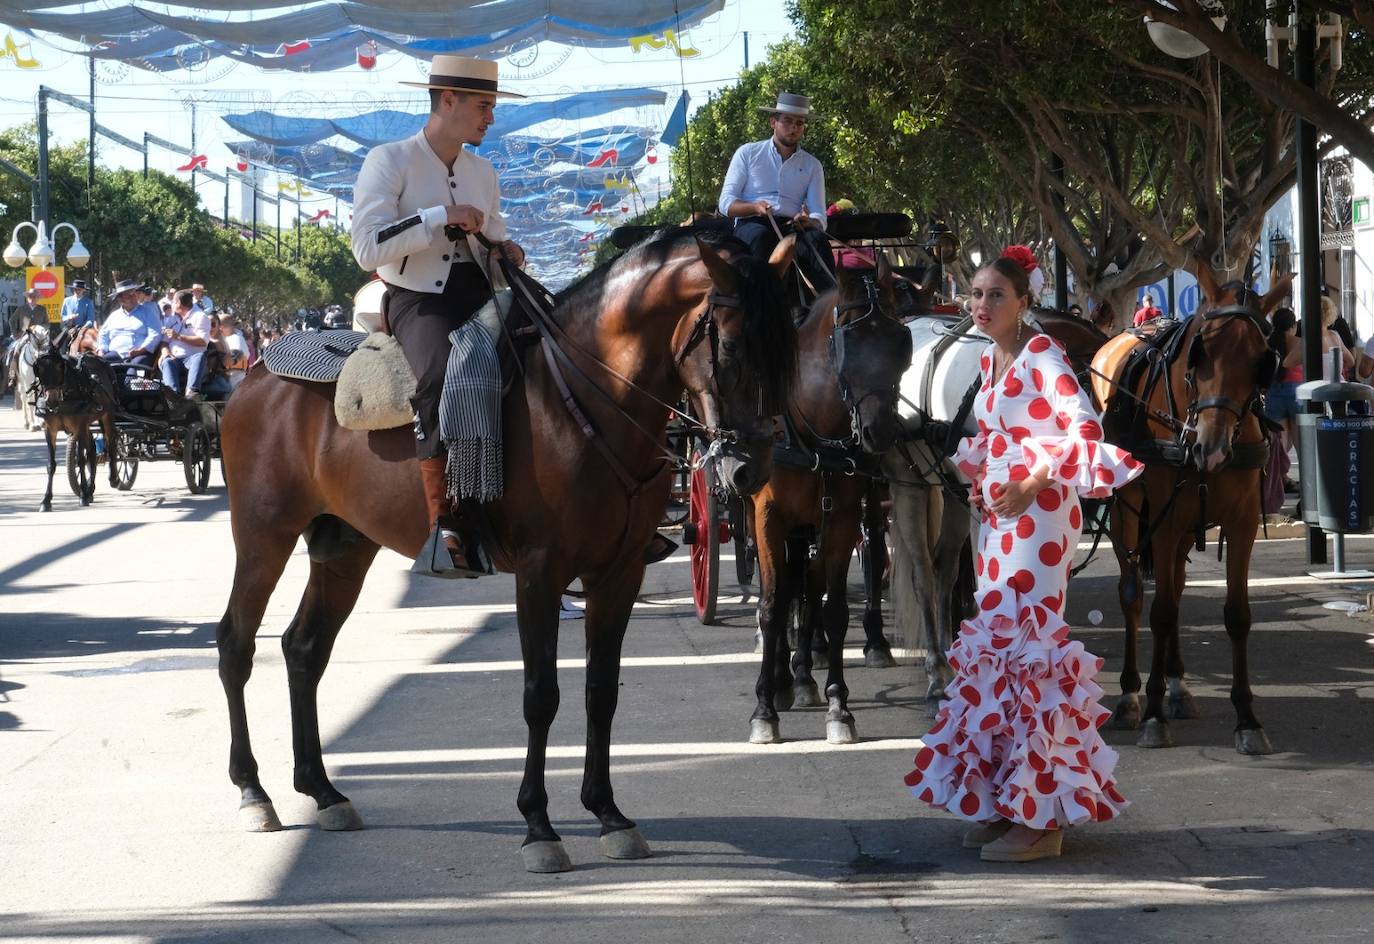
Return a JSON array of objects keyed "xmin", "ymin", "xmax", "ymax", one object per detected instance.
[{"xmin": 351, "ymin": 129, "xmax": 508, "ymax": 294}]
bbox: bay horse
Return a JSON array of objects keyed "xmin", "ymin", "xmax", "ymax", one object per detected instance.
[
  {"xmin": 216, "ymin": 231, "xmax": 798, "ymax": 873},
  {"xmin": 887, "ymin": 308, "xmax": 1109, "ymax": 700},
  {"xmin": 747, "ymin": 256, "xmax": 912, "ymax": 745},
  {"xmin": 1091, "ymin": 263, "xmax": 1293, "ymax": 755},
  {"xmin": 30, "ymin": 338, "xmax": 121, "ymax": 510}
]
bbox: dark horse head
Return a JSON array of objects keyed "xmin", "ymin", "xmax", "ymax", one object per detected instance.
[
  {"xmin": 31, "ymin": 335, "xmax": 117, "ymax": 413},
  {"xmin": 665, "ymin": 232, "xmax": 799, "ymax": 496},
  {"xmin": 1184, "ymin": 261, "xmax": 1294, "ymax": 472},
  {"xmin": 822, "ymin": 255, "xmax": 912, "ymax": 454}
]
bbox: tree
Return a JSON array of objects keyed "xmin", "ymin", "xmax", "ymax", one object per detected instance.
[
  {"xmin": 1116, "ymin": 0, "xmax": 1374, "ymax": 169},
  {"xmin": 785, "ymin": 0, "xmax": 1362, "ymax": 323}
]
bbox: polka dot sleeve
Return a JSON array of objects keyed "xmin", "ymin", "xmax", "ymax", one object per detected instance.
[{"xmin": 1018, "ymin": 341, "xmax": 1144, "ymax": 499}]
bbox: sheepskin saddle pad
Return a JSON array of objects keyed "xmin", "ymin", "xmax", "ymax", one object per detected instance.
[{"xmin": 260, "ymin": 329, "xmax": 417, "ymax": 431}]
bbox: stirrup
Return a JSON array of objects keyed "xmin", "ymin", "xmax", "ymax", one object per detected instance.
[{"xmin": 411, "ymin": 524, "xmax": 486, "ymax": 579}]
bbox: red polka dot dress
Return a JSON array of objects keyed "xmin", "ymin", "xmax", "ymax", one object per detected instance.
[{"xmin": 904, "ymin": 332, "xmax": 1144, "ymax": 829}]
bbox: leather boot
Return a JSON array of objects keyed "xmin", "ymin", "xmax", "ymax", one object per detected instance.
[{"xmin": 413, "ymin": 456, "xmax": 483, "ymax": 579}]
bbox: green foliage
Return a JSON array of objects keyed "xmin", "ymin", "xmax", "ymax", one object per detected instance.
[{"xmin": 0, "ymin": 125, "xmax": 361, "ymax": 326}]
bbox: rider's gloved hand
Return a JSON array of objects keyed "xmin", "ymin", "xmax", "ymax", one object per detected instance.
[{"xmin": 920, "ymin": 418, "xmax": 952, "ymax": 452}]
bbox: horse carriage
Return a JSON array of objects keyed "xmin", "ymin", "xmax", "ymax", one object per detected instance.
[
  {"xmin": 25, "ymin": 332, "xmax": 227, "ymax": 508},
  {"xmin": 69, "ymin": 362, "xmax": 226, "ymax": 497}
]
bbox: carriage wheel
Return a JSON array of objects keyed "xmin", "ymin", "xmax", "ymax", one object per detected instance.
[
  {"xmin": 729, "ymin": 496, "xmax": 756, "ymax": 594},
  {"xmin": 112, "ymin": 429, "xmax": 138, "ymax": 490},
  {"xmin": 65, "ymin": 433, "xmax": 93, "ymax": 498},
  {"xmin": 183, "ymin": 425, "xmax": 212, "ymax": 494},
  {"xmin": 687, "ymin": 453, "xmax": 724, "ymax": 625}
]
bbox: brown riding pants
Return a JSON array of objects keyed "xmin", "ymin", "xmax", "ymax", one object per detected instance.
[{"xmin": 385, "ymin": 262, "xmax": 492, "ymax": 460}]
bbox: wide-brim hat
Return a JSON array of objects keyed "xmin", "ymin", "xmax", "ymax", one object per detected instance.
[
  {"xmin": 760, "ymin": 91, "xmax": 818, "ymax": 120},
  {"xmin": 401, "ymin": 55, "xmax": 526, "ymax": 98},
  {"xmin": 109, "ymin": 278, "xmax": 142, "ymax": 300}
]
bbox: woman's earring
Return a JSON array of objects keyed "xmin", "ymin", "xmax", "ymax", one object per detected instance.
[{"xmin": 1017, "ymin": 312, "xmax": 1024, "ymax": 342}]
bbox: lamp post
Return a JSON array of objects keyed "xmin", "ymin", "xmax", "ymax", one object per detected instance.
[{"xmin": 3, "ymin": 220, "xmax": 90, "ymax": 269}]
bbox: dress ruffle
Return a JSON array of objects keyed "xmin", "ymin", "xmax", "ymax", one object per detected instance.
[
  {"xmin": 904, "ymin": 585, "xmax": 1128, "ymax": 829},
  {"xmin": 1020, "ymin": 434, "xmax": 1144, "ymax": 499}
]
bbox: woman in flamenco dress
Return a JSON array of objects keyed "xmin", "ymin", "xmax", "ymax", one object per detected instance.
[{"xmin": 904, "ymin": 248, "xmax": 1144, "ymax": 862}]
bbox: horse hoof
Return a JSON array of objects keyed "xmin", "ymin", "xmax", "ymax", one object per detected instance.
[
  {"xmin": 749, "ymin": 718, "xmax": 782, "ymax": 744},
  {"xmin": 1235, "ymin": 728, "xmax": 1275, "ymax": 755},
  {"xmin": 865, "ymin": 648, "xmax": 897, "ymax": 669},
  {"xmin": 772, "ymin": 688, "xmax": 795, "ymax": 713},
  {"xmin": 1169, "ymin": 693, "xmax": 1201, "ymax": 720},
  {"xmin": 792, "ymin": 680, "xmax": 823, "ymax": 708},
  {"xmin": 522, "ymin": 840, "xmax": 573, "ymax": 873},
  {"xmin": 1110, "ymin": 698, "xmax": 1141, "ymax": 730},
  {"xmin": 1137, "ymin": 718, "xmax": 1174, "ymax": 749},
  {"xmin": 925, "ymin": 684, "xmax": 948, "ymax": 702},
  {"xmin": 812, "ymin": 651, "xmax": 830, "ymax": 670},
  {"xmin": 318, "ymin": 800, "xmax": 364, "ymax": 831},
  {"xmin": 826, "ymin": 718, "xmax": 858, "ymax": 745},
  {"xmin": 600, "ymin": 827, "xmax": 652, "ymax": 860},
  {"xmin": 238, "ymin": 801, "xmax": 283, "ymax": 833}
]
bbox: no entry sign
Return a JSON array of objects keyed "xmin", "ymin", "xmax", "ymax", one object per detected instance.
[{"xmin": 31, "ymin": 270, "xmax": 58, "ymax": 298}]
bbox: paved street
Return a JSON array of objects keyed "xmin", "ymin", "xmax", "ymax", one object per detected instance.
[{"xmin": 3, "ymin": 398, "xmax": 1373, "ymax": 944}]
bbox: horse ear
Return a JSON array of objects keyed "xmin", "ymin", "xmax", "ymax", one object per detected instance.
[
  {"xmin": 875, "ymin": 251, "xmax": 893, "ymax": 288},
  {"xmin": 1194, "ymin": 254, "xmax": 1221, "ymax": 304},
  {"xmin": 768, "ymin": 234, "xmax": 797, "ymax": 283},
  {"xmin": 1259, "ymin": 272, "xmax": 1295, "ymax": 315},
  {"xmin": 694, "ymin": 235, "xmax": 739, "ymax": 295}
]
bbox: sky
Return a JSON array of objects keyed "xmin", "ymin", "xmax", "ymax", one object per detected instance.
[{"xmin": 0, "ymin": 0, "xmax": 799, "ymax": 231}]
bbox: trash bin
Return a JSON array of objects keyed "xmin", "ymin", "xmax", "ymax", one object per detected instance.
[{"xmin": 1295, "ymin": 379, "xmax": 1374, "ymax": 533}]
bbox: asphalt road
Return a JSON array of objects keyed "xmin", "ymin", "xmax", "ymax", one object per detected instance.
[{"xmin": 2, "ymin": 397, "xmax": 1373, "ymax": 944}]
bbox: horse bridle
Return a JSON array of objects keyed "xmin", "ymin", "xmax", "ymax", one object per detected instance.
[
  {"xmin": 827, "ymin": 274, "xmax": 911, "ymax": 441},
  {"xmin": 1179, "ymin": 299, "xmax": 1274, "ymax": 450}
]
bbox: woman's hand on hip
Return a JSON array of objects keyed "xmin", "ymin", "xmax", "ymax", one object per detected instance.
[{"xmin": 990, "ymin": 471, "xmax": 1049, "ymax": 519}]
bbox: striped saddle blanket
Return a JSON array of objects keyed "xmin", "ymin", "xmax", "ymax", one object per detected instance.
[{"xmin": 260, "ymin": 330, "xmax": 367, "ymax": 382}]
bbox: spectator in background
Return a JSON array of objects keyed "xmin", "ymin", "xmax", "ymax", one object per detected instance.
[
  {"xmin": 60, "ymin": 279, "xmax": 95, "ymax": 329},
  {"xmin": 216, "ymin": 312, "xmax": 250, "ymax": 387},
  {"xmin": 1093, "ymin": 300, "xmax": 1117, "ymax": 335},
  {"xmin": 1321, "ymin": 295, "xmax": 1354, "ymax": 379},
  {"xmin": 1132, "ymin": 293, "xmax": 1163, "ymax": 327},
  {"xmin": 161, "ymin": 290, "xmax": 210, "ymax": 399},
  {"xmin": 1068, "ymin": 303, "xmax": 1084, "ymax": 320},
  {"xmin": 190, "ymin": 283, "xmax": 214, "ymax": 315}
]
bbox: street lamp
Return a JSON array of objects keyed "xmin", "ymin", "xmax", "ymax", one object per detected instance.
[
  {"xmin": 1143, "ymin": 1, "xmax": 1227, "ymax": 59},
  {"xmin": 1269, "ymin": 227, "xmax": 1291, "ymax": 276},
  {"xmin": 3, "ymin": 220, "xmax": 89, "ymax": 269}
]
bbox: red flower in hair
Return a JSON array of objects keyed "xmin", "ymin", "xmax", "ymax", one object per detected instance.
[{"xmin": 1001, "ymin": 244, "xmax": 1039, "ymax": 274}]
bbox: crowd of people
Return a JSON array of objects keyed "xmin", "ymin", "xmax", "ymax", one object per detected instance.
[{"xmin": 19, "ymin": 278, "xmax": 319, "ymax": 402}]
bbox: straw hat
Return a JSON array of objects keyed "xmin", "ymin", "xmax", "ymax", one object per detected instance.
[
  {"xmin": 401, "ymin": 55, "xmax": 526, "ymax": 99},
  {"xmin": 759, "ymin": 91, "xmax": 818, "ymax": 120}
]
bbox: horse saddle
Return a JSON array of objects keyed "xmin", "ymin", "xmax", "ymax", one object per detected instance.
[{"xmin": 260, "ymin": 281, "xmax": 525, "ymax": 432}]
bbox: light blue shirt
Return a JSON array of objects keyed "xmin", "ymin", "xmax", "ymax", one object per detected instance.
[
  {"xmin": 718, "ymin": 138, "xmax": 827, "ymax": 230},
  {"xmin": 60, "ymin": 293, "xmax": 95, "ymax": 328},
  {"xmin": 192, "ymin": 293, "xmax": 214, "ymax": 314},
  {"xmin": 98, "ymin": 303, "xmax": 160, "ymax": 358}
]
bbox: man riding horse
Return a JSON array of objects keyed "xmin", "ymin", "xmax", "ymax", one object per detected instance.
[
  {"xmin": 718, "ymin": 91, "xmax": 836, "ymax": 297},
  {"xmin": 350, "ymin": 54, "xmax": 526, "ymax": 579}
]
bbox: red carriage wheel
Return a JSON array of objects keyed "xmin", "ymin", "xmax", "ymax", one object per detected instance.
[{"xmin": 688, "ymin": 451, "xmax": 724, "ymax": 624}]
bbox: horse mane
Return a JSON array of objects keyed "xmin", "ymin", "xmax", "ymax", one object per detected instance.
[{"xmin": 555, "ymin": 227, "xmax": 798, "ymax": 411}]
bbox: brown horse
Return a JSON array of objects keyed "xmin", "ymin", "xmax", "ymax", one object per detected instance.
[
  {"xmin": 1091, "ymin": 263, "xmax": 1293, "ymax": 755},
  {"xmin": 215, "ymin": 231, "xmax": 798, "ymax": 873},
  {"xmin": 30, "ymin": 339, "xmax": 121, "ymax": 510},
  {"xmin": 748, "ymin": 256, "xmax": 912, "ymax": 744}
]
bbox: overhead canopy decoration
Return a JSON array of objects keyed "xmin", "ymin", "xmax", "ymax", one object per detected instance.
[
  {"xmin": 221, "ymin": 88, "xmax": 666, "ymax": 148},
  {"xmin": 0, "ymin": 0, "xmax": 725, "ymax": 73}
]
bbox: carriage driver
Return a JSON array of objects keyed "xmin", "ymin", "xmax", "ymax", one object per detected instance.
[
  {"xmin": 718, "ymin": 91, "xmax": 836, "ymax": 294},
  {"xmin": 350, "ymin": 54, "xmax": 526, "ymax": 578}
]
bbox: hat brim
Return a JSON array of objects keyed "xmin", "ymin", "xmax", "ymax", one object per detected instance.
[
  {"xmin": 760, "ymin": 106, "xmax": 818, "ymax": 120},
  {"xmin": 400, "ymin": 79, "xmax": 525, "ymax": 99}
]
